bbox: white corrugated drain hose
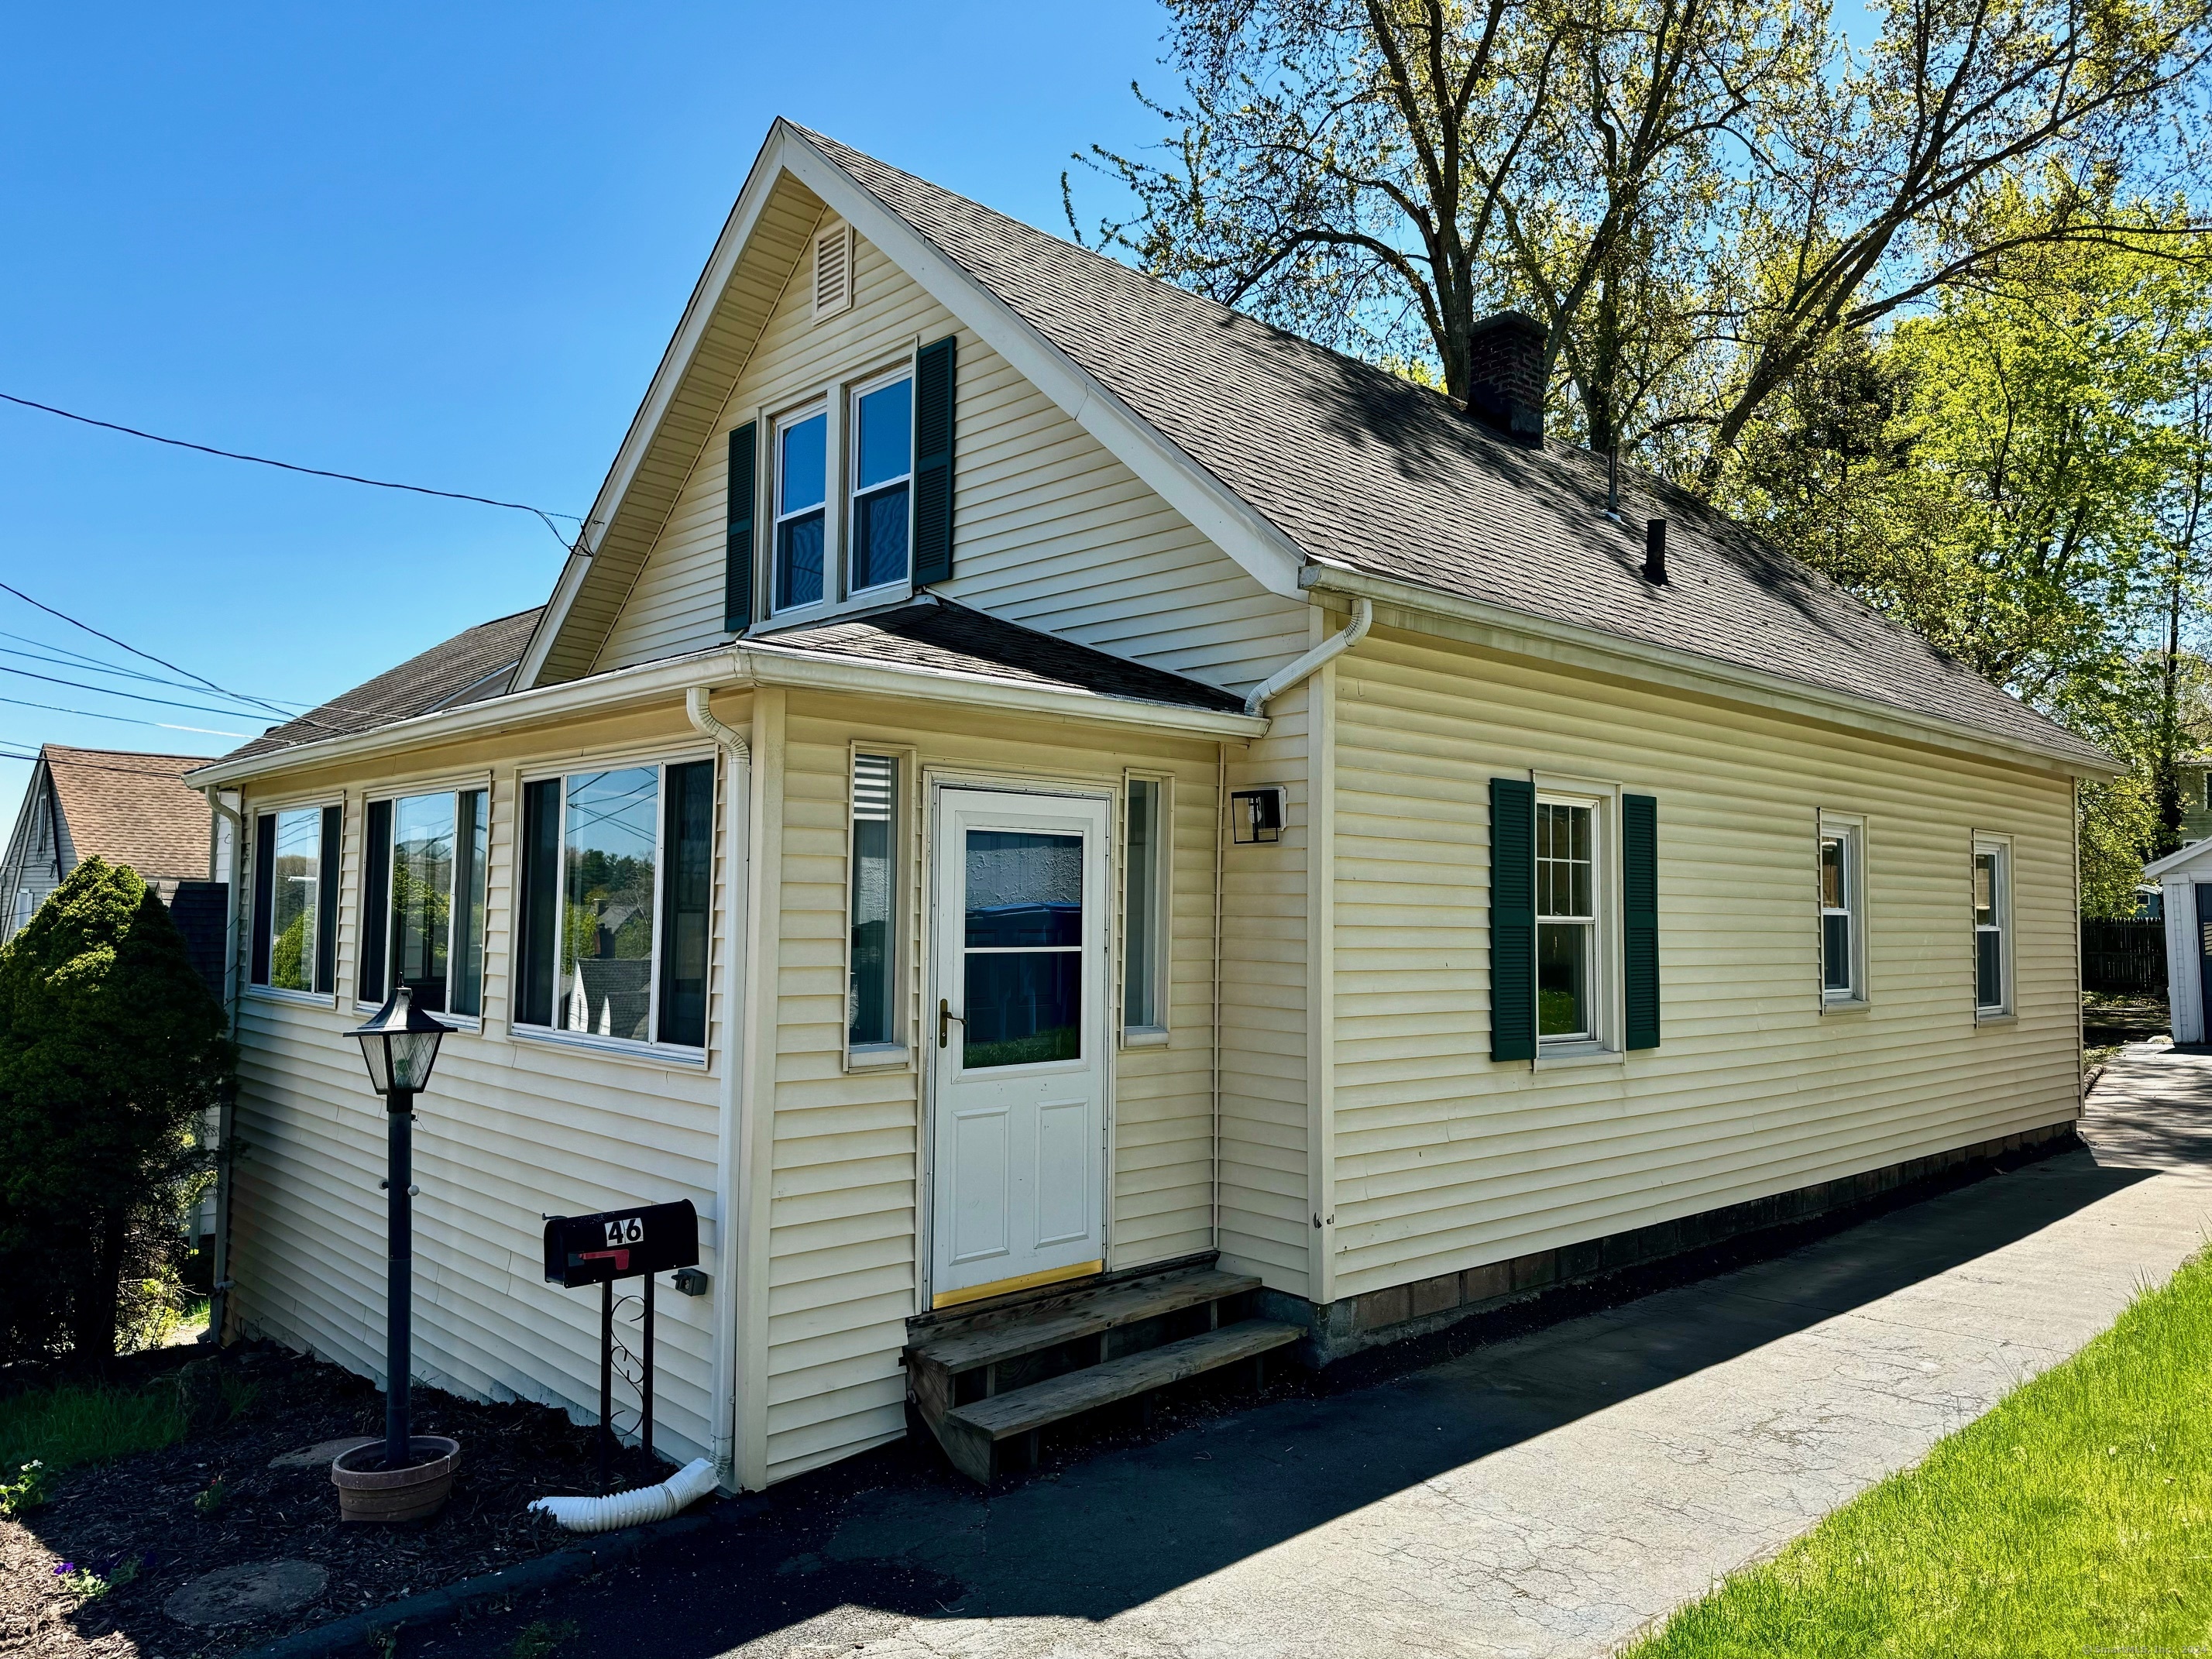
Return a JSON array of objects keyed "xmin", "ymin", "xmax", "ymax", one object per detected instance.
[{"xmin": 527, "ymin": 1457, "xmax": 719, "ymax": 1534}]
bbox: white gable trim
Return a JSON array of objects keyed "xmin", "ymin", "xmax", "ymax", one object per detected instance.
[{"xmin": 517, "ymin": 121, "xmax": 1309, "ymax": 690}]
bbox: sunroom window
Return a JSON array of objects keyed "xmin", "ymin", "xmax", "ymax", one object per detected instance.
[
  {"xmin": 773, "ymin": 407, "xmax": 828, "ymax": 613},
  {"xmin": 250, "ymin": 803, "xmax": 338, "ymax": 994},
  {"xmin": 514, "ymin": 760, "xmax": 715, "ymax": 1049},
  {"xmin": 359, "ymin": 789, "xmax": 489, "ymax": 1017},
  {"xmin": 849, "ymin": 373, "xmax": 912, "ymax": 593}
]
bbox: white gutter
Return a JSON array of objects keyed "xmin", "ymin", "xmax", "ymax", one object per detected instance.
[
  {"xmin": 685, "ymin": 685, "xmax": 751, "ymax": 1489},
  {"xmin": 191, "ymin": 641, "xmax": 1264, "ymax": 792},
  {"xmin": 1301, "ymin": 567, "xmax": 2118, "ymax": 779},
  {"xmin": 1243, "ymin": 598, "xmax": 1372, "ymax": 717},
  {"xmin": 200, "ymin": 785, "xmax": 246, "ymax": 1346}
]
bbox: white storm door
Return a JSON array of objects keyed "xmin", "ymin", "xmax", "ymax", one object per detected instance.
[{"xmin": 929, "ymin": 786, "xmax": 1110, "ymax": 1307}]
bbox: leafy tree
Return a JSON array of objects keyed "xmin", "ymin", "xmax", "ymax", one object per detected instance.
[
  {"xmin": 1073, "ymin": 0, "xmax": 2212, "ymax": 479},
  {"xmin": 0, "ymin": 859, "xmax": 230, "ymax": 1365}
]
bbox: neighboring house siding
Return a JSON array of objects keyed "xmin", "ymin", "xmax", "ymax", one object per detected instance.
[
  {"xmin": 224, "ymin": 714, "xmax": 731, "ymax": 1467},
  {"xmin": 760, "ymin": 690, "xmax": 1223, "ymax": 1484},
  {"xmin": 1, "ymin": 771, "xmax": 72, "ymax": 939},
  {"xmin": 2179, "ymin": 766, "xmax": 2212, "ymax": 844},
  {"xmin": 1326, "ymin": 625, "xmax": 2080, "ymax": 1301},
  {"xmin": 590, "ymin": 230, "xmax": 1307, "ymax": 696}
]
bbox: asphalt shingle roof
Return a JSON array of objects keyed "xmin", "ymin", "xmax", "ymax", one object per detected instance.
[
  {"xmin": 219, "ymin": 607, "xmax": 541, "ymax": 764},
  {"xmin": 757, "ymin": 597, "xmax": 1247, "ymax": 713},
  {"xmin": 800, "ymin": 129, "xmax": 2109, "ymax": 771},
  {"xmin": 42, "ymin": 747, "xmax": 211, "ymax": 882}
]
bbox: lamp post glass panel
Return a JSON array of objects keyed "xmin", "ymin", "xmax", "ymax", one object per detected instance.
[{"xmin": 350, "ymin": 986, "xmax": 450, "ymax": 1470}]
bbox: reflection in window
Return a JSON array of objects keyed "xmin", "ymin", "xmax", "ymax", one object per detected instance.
[
  {"xmin": 963, "ymin": 830, "xmax": 1082, "ymax": 1067},
  {"xmin": 850, "ymin": 376, "xmax": 912, "ymax": 592},
  {"xmin": 849, "ymin": 754, "xmax": 898, "ymax": 1046},
  {"xmin": 775, "ymin": 410, "xmax": 827, "ymax": 611},
  {"xmin": 1536, "ymin": 801, "xmax": 1594, "ymax": 1039},
  {"xmin": 266, "ymin": 806, "xmax": 324, "ymax": 992},
  {"xmin": 1820, "ymin": 823, "xmax": 1861, "ymax": 1000},
  {"xmin": 364, "ymin": 790, "xmax": 489, "ymax": 1016},
  {"xmin": 1974, "ymin": 844, "xmax": 2008, "ymax": 1013},
  {"xmin": 391, "ymin": 793, "xmax": 455, "ymax": 1011},
  {"xmin": 560, "ymin": 768, "xmax": 659, "ymax": 1042}
]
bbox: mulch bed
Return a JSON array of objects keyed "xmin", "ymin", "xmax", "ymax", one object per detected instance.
[{"xmin": 2, "ymin": 1341, "xmax": 674, "ymax": 1659}]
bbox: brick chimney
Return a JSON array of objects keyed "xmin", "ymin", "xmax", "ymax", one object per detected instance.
[{"xmin": 1463, "ymin": 311, "xmax": 1546, "ymax": 446}]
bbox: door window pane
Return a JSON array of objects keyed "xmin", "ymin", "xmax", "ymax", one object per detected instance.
[
  {"xmin": 266, "ymin": 806, "xmax": 323, "ymax": 992},
  {"xmin": 849, "ymin": 754, "xmax": 898, "ymax": 1046},
  {"xmin": 963, "ymin": 829, "xmax": 1082, "ymax": 1066},
  {"xmin": 390, "ymin": 792, "xmax": 456, "ymax": 1012},
  {"xmin": 559, "ymin": 768, "xmax": 658, "ymax": 1042}
]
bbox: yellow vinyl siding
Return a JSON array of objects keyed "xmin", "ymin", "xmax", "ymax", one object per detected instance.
[
  {"xmin": 589, "ymin": 230, "xmax": 1307, "ymax": 695},
  {"xmin": 757, "ymin": 692, "xmax": 1221, "ymax": 1483},
  {"xmin": 225, "ymin": 707, "xmax": 740, "ymax": 1468},
  {"xmin": 1328, "ymin": 626, "xmax": 2080, "ymax": 1301}
]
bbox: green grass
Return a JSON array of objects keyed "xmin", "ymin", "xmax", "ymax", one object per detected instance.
[
  {"xmin": 1624, "ymin": 1246, "xmax": 2212, "ymax": 1657},
  {"xmin": 0, "ymin": 1382, "xmax": 188, "ymax": 1482}
]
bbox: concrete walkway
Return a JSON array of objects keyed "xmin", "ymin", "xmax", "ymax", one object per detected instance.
[{"xmin": 431, "ymin": 1050, "xmax": 2212, "ymax": 1659}]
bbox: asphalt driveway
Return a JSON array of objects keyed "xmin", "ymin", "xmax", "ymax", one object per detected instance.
[{"xmin": 410, "ymin": 1048, "xmax": 2212, "ymax": 1659}]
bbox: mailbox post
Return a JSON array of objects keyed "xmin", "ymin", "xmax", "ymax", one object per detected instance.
[{"xmin": 544, "ymin": 1200, "xmax": 699, "ymax": 1488}]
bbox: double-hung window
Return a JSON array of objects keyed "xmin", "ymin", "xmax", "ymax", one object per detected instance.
[
  {"xmin": 848, "ymin": 752, "xmax": 901, "ymax": 1053},
  {"xmin": 1122, "ymin": 777, "xmax": 1169, "ymax": 1036},
  {"xmin": 773, "ymin": 406, "xmax": 829, "ymax": 613},
  {"xmin": 1818, "ymin": 813, "xmax": 1866, "ymax": 1004},
  {"xmin": 250, "ymin": 802, "xmax": 340, "ymax": 994},
  {"xmin": 514, "ymin": 759, "xmax": 716, "ymax": 1050},
  {"xmin": 1973, "ymin": 837, "xmax": 2011, "ymax": 1015},
  {"xmin": 359, "ymin": 788, "xmax": 489, "ymax": 1017},
  {"xmin": 849, "ymin": 372, "xmax": 912, "ymax": 594},
  {"xmin": 1536, "ymin": 797, "xmax": 1598, "ymax": 1042}
]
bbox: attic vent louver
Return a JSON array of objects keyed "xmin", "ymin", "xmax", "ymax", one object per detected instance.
[{"xmin": 812, "ymin": 224, "xmax": 853, "ymax": 321}]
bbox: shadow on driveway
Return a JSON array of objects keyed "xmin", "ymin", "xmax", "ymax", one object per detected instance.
[{"xmin": 414, "ymin": 1151, "xmax": 2152, "ymax": 1658}]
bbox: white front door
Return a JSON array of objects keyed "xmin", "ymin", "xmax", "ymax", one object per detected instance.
[{"xmin": 929, "ymin": 785, "xmax": 1110, "ymax": 1308}]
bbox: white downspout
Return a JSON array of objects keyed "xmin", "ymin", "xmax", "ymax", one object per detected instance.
[
  {"xmin": 1242, "ymin": 598, "xmax": 1372, "ymax": 718},
  {"xmin": 201, "ymin": 785, "xmax": 246, "ymax": 1345},
  {"xmin": 685, "ymin": 684, "xmax": 751, "ymax": 1487}
]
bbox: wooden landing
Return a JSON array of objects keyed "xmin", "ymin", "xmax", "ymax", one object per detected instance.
[{"xmin": 905, "ymin": 1262, "xmax": 1297, "ymax": 1483}]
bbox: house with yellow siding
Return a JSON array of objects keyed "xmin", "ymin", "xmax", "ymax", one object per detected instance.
[{"xmin": 188, "ymin": 121, "xmax": 2111, "ymax": 1491}]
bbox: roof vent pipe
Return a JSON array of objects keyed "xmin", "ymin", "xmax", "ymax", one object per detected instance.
[{"xmin": 1644, "ymin": 518, "xmax": 1668, "ymax": 585}]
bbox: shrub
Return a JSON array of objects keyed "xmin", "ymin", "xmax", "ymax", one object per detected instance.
[{"xmin": 0, "ymin": 858, "xmax": 232, "ymax": 1365}]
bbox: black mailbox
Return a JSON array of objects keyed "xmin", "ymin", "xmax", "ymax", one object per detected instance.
[{"xmin": 543, "ymin": 1200, "xmax": 699, "ymax": 1288}]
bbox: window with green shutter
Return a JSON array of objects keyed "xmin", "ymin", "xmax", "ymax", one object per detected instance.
[
  {"xmin": 1623, "ymin": 793, "xmax": 1659, "ymax": 1049},
  {"xmin": 1489, "ymin": 777, "xmax": 1536, "ymax": 1061},
  {"xmin": 724, "ymin": 421, "xmax": 757, "ymax": 632},
  {"xmin": 912, "ymin": 335, "xmax": 956, "ymax": 585}
]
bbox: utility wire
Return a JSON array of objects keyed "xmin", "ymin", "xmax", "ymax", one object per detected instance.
[
  {"xmin": 0, "ymin": 692, "xmax": 246, "ymax": 737},
  {"xmin": 0, "ymin": 579, "xmax": 300, "ymax": 720},
  {"xmin": 0, "ymin": 390, "xmax": 583, "ymax": 549},
  {"xmin": 0, "ymin": 746, "xmax": 223, "ymax": 779},
  {"xmin": 0, "ymin": 662, "xmax": 289, "ymax": 722},
  {"xmin": 0, "ymin": 641, "xmax": 298, "ymax": 709}
]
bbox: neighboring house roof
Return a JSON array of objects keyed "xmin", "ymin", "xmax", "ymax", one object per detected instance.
[
  {"xmin": 224, "ymin": 607, "xmax": 542, "ymax": 763},
  {"xmin": 38, "ymin": 746, "xmax": 211, "ymax": 881},
  {"xmin": 754, "ymin": 598, "xmax": 1247, "ymax": 713},
  {"xmin": 788, "ymin": 129, "xmax": 2107, "ymax": 773}
]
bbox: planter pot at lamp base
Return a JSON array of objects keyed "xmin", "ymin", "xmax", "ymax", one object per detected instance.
[{"xmin": 331, "ymin": 1437, "xmax": 460, "ymax": 1523}]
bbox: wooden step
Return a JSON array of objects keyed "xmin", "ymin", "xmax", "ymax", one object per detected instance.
[
  {"xmin": 933, "ymin": 1320, "xmax": 1301, "ymax": 1483},
  {"xmin": 910, "ymin": 1267, "xmax": 1260, "ymax": 1379}
]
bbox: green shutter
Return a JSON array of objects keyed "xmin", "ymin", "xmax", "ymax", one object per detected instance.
[
  {"xmin": 1489, "ymin": 777, "xmax": 1536, "ymax": 1062},
  {"xmin": 724, "ymin": 422, "xmax": 757, "ymax": 632},
  {"xmin": 1623, "ymin": 792, "xmax": 1660, "ymax": 1049},
  {"xmin": 912, "ymin": 335, "xmax": 957, "ymax": 585}
]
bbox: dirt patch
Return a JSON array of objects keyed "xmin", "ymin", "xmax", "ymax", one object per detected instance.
[
  {"xmin": 2083, "ymin": 993, "xmax": 2168, "ymax": 1047},
  {"xmin": 1, "ymin": 1343, "xmax": 675, "ymax": 1659}
]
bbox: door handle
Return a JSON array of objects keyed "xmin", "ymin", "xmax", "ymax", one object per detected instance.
[{"xmin": 938, "ymin": 998, "xmax": 964, "ymax": 1049}]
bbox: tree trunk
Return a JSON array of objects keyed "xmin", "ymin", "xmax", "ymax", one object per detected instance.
[{"xmin": 76, "ymin": 1205, "xmax": 127, "ymax": 1370}]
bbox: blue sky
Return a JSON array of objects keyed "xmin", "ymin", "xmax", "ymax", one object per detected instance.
[{"xmin": 0, "ymin": 2, "xmax": 1170, "ymax": 810}]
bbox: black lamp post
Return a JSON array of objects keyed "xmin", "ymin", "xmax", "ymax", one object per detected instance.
[{"xmin": 349, "ymin": 986, "xmax": 450, "ymax": 1472}]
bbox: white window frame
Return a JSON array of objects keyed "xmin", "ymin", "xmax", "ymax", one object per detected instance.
[
  {"xmin": 845, "ymin": 742, "xmax": 915, "ymax": 1070},
  {"xmin": 357, "ymin": 781, "xmax": 492, "ymax": 1030},
  {"xmin": 846, "ymin": 364, "xmax": 915, "ymax": 602},
  {"xmin": 1973, "ymin": 832, "xmax": 2014, "ymax": 1020},
  {"xmin": 510, "ymin": 750, "xmax": 714, "ymax": 1065},
  {"xmin": 1534, "ymin": 781, "xmax": 1618, "ymax": 1062},
  {"xmin": 1120, "ymin": 770, "xmax": 1173, "ymax": 1045},
  {"xmin": 769, "ymin": 398, "xmax": 832, "ymax": 620},
  {"xmin": 1817, "ymin": 811, "xmax": 1869, "ymax": 1009}
]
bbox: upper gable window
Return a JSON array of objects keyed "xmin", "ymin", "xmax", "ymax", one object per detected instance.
[
  {"xmin": 774, "ymin": 405, "xmax": 829, "ymax": 613},
  {"xmin": 850, "ymin": 371, "xmax": 913, "ymax": 595}
]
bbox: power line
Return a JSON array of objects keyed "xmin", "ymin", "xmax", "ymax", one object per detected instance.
[
  {"xmin": 0, "ymin": 662, "xmax": 282, "ymax": 722},
  {"xmin": 0, "ymin": 579, "xmax": 299, "ymax": 719},
  {"xmin": 0, "ymin": 746, "xmax": 221, "ymax": 780},
  {"xmin": 0, "ymin": 692, "xmax": 246, "ymax": 737},
  {"xmin": 0, "ymin": 641, "xmax": 299, "ymax": 709},
  {"xmin": 0, "ymin": 390, "xmax": 583, "ymax": 549}
]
